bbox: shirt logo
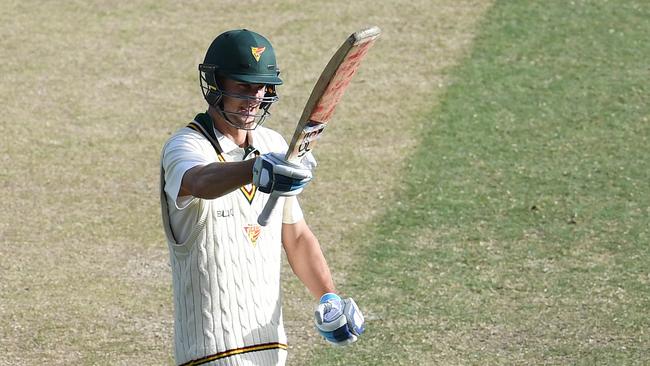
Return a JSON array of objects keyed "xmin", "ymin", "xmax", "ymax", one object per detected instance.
[
  {"xmin": 216, "ymin": 208, "xmax": 234, "ymax": 218},
  {"xmin": 251, "ymin": 47, "xmax": 266, "ymax": 62},
  {"xmin": 243, "ymin": 225, "xmax": 262, "ymax": 247}
]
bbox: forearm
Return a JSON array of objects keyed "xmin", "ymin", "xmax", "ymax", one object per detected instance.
[
  {"xmin": 284, "ymin": 227, "xmax": 336, "ymax": 299},
  {"xmin": 181, "ymin": 159, "xmax": 255, "ymax": 199}
]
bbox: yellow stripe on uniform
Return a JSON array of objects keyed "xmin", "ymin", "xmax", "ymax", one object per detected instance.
[
  {"xmin": 180, "ymin": 343, "xmax": 288, "ymax": 366},
  {"xmin": 240, "ymin": 184, "xmax": 257, "ymax": 202},
  {"xmin": 215, "ymin": 146, "xmax": 258, "ymax": 203},
  {"xmin": 186, "ymin": 123, "xmax": 201, "ymax": 133}
]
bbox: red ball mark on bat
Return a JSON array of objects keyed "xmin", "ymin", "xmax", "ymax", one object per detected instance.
[
  {"xmin": 309, "ymin": 42, "xmax": 376, "ymax": 122},
  {"xmin": 347, "ymin": 44, "xmax": 371, "ymax": 62},
  {"xmin": 320, "ymin": 105, "xmax": 336, "ymax": 121}
]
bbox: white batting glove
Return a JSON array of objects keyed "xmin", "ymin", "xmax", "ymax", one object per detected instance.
[
  {"xmin": 314, "ymin": 293, "xmax": 365, "ymax": 346},
  {"xmin": 252, "ymin": 152, "xmax": 312, "ymax": 196}
]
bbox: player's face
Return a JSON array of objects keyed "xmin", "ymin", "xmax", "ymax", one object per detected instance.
[{"xmin": 221, "ymin": 78, "xmax": 266, "ymax": 129}]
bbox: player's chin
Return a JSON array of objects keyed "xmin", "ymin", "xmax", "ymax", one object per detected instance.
[{"xmin": 233, "ymin": 116, "xmax": 257, "ymax": 129}]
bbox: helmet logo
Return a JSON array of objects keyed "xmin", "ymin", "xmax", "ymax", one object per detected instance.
[{"xmin": 251, "ymin": 47, "xmax": 266, "ymax": 62}]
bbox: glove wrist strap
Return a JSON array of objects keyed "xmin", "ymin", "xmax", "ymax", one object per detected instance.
[{"xmin": 319, "ymin": 292, "xmax": 340, "ymax": 303}]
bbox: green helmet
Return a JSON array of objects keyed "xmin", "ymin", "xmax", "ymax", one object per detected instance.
[
  {"xmin": 203, "ymin": 29, "xmax": 283, "ymax": 85},
  {"xmin": 199, "ymin": 29, "xmax": 282, "ymax": 130}
]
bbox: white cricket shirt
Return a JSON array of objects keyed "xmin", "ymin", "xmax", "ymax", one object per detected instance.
[{"xmin": 160, "ymin": 117, "xmax": 303, "ymax": 366}]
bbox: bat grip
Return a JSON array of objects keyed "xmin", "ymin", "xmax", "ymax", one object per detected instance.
[{"xmin": 257, "ymin": 193, "xmax": 280, "ymax": 226}]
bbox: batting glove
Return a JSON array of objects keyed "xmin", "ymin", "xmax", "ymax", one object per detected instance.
[
  {"xmin": 253, "ymin": 152, "xmax": 312, "ymax": 196},
  {"xmin": 314, "ymin": 293, "xmax": 365, "ymax": 346}
]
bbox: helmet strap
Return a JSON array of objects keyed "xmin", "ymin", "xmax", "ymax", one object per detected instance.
[{"xmin": 214, "ymin": 103, "xmax": 271, "ymax": 131}]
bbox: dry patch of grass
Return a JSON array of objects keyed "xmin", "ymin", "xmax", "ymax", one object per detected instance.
[{"xmin": 0, "ymin": 1, "xmax": 491, "ymax": 364}]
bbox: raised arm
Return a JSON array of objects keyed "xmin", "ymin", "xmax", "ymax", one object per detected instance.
[{"xmin": 180, "ymin": 160, "xmax": 255, "ymax": 199}]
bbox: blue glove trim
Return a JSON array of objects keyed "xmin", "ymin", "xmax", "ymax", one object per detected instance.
[
  {"xmin": 272, "ymin": 175, "xmax": 310, "ymax": 192},
  {"xmin": 317, "ymin": 323, "xmax": 354, "ymax": 343},
  {"xmin": 319, "ymin": 293, "xmax": 340, "ymax": 303}
]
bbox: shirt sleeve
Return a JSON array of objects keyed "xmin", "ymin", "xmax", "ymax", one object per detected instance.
[
  {"xmin": 282, "ymin": 196, "xmax": 304, "ymax": 224},
  {"xmin": 162, "ymin": 130, "xmax": 215, "ymax": 210}
]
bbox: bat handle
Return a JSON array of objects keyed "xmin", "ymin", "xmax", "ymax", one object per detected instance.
[{"xmin": 257, "ymin": 193, "xmax": 280, "ymax": 226}]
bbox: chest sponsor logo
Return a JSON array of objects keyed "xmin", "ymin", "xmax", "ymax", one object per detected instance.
[
  {"xmin": 243, "ymin": 225, "xmax": 262, "ymax": 247},
  {"xmin": 216, "ymin": 208, "xmax": 234, "ymax": 218}
]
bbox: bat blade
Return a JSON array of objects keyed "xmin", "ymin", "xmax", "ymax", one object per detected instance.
[
  {"xmin": 258, "ymin": 26, "xmax": 381, "ymax": 226},
  {"xmin": 285, "ymin": 26, "xmax": 381, "ymax": 163}
]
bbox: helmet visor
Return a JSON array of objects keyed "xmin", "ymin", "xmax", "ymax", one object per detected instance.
[{"xmin": 226, "ymin": 72, "xmax": 283, "ymax": 85}]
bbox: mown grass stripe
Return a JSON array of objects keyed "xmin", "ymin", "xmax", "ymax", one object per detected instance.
[{"xmin": 311, "ymin": 0, "xmax": 650, "ymax": 364}]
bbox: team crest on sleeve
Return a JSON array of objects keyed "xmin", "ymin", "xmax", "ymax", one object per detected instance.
[
  {"xmin": 251, "ymin": 47, "xmax": 266, "ymax": 62},
  {"xmin": 243, "ymin": 225, "xmax": 262, "ymax": 247}
]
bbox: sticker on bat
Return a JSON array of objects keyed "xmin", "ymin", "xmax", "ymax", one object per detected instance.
[{"xmin": 297, "ymin": 122, "xmax": 327, "ymax": 157}]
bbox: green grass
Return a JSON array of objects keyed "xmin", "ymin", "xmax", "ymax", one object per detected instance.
[
  {"xmin": 0, "ymin": 1, "xmax": 490, "ymax": 364},
  {"xmin": 311, "ymin": 0, "xmax": 650, "ymax": 365},
  {"xmin": 5, "ymin": 0, "xmax": 647, "ymax": 364}
]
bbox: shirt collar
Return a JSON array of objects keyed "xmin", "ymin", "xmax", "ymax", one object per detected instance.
[
  {"xmin": 213, "ymin": 127, "xmax": 240, "ymax": 155},
  {"xmin": 213, "ymin": 127, "xmax": 259, "ymax": 161}
]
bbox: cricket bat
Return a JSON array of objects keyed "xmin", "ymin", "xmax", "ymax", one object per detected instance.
[{"xmin": 257, "ymin": 26, "xmax": 381, "ymax": 226}]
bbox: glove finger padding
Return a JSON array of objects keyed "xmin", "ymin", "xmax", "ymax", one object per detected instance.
[
  {"xmin": 314, "ymin": 295, "xmax": 365, "ymax": 346},
  {"xmin": 253, "ymin": 152, "xmax": 313, "ymax": 195},
  {"xmin": 273, "ymin": 164, "xmax": 312, "ymax": 180},
  {"xmin": 343, "ymin": 298, "xmax": 365, "ymax": 337}
]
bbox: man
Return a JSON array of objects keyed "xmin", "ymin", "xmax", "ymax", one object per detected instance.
[{"xmin": 160, "ymin": 29, "xmax": 365, "ymax": 366}]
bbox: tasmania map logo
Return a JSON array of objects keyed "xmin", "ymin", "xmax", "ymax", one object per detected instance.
[{"xmin": 251, "ymin": 47, "xmax": 266, "ymax": 62}]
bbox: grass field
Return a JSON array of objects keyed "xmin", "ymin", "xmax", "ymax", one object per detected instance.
[
  {"xmin": 311, "ymin": 1, "xmax": 650, "ymax": 365},
  {"xmin": 2, "ymin": 0, "xmax": 648, "ymax": 365}
]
